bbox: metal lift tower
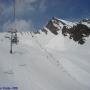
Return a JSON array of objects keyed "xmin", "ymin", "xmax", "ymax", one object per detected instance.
[{"xmin": 9, "ymin": 0, "xmax": 18, "ymax": 54}]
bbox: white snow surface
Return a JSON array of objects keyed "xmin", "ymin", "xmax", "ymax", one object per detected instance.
[
  {"xmin": 0, "ymin": 30, "xmax": 90, "ymax": 90},
  {"xmin": 81, "ymin": 22, "xmax": 90, "ymax": 28}
]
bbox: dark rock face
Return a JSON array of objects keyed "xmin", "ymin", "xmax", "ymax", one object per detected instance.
[
  {"xmin": 62, "ymin": 24, "xmax": 90, "ymax": 45},
  {"xmin": 42, "ymin": 28, "xmax": 48, "ymax": 35},
  {"xmin": 46, "ymin": 20, "xmax": 59, "ymax": 35}
]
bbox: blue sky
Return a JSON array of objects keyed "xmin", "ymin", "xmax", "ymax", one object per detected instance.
[{"xmin": 0, "ymin": 0, "xmax": 90, "ymax": 31}]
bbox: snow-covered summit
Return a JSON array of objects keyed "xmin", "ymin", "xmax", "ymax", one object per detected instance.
[{"xmin": 52, "ymin": 17, "xmax": 76, "ymax": 27}]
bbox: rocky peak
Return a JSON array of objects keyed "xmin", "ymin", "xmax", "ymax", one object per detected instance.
[{"xmin": 41, "ymin": 17, "xmax": 90, "ymax": 45}]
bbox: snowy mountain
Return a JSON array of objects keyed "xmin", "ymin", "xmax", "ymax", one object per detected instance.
[
  {"xmin": 0, "ymin": 17, "xmax": 90, "ymax": 90},
  {"xmin": 40, "ymin": 17, "xmax": 90, "ymax": 45}
]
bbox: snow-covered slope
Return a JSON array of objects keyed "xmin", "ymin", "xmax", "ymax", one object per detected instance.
[
  {"xmin": 0, "ymin": 17, "xmax": 90, "ymax": 90},
  {"xmin": 45, "ymin": 32, "xmax": 90, "ymax": 87},
  {"xmin": 34, "ymin": 27, "xmax": 55, "ymax": 46},
  {"xmin": 0, "ymin": 31, "xmax": 90, "ymax": 90}
]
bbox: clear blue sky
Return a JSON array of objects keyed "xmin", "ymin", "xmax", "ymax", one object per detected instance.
[{"xmin": 0, "ymin": 0, "xmax": 90, "ymax": 31}]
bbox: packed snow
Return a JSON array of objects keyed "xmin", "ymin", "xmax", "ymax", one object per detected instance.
[{"xmin": 0, "ymin": 30, "xmax": 90, "ymax": 90}]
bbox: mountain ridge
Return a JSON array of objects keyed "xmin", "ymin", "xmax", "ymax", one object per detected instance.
[{"xmin": 40, "ymin": 17, "xmax": 90, "ymax": 45}]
